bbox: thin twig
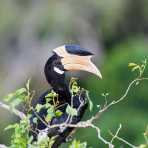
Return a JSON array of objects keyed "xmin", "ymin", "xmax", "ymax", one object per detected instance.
[
  {"xmin": 90, "ymin": 77, "xmax": 148, "ymax": 123},
  {"xmin": 0, "ymin": 101, "xmax": 26, "ymax": 119},
  {"xmin": 110, "ymin": 134, "xmax": 138, "ymax": 148},
  {"xmin": 110, "ymin": 124, "xmax": 122, "ymax": 143},
  {"xmin": 32, "ymin": 109, "xmax": 49, "ymax": 127},
  {"xmin": 90, "ymin": 124, "xmax": 114, "ymax": 148},
  {"xmin": 109, "ymin": 124, "xmax": 140, "ymax": 148},
  {"xmin": 0, "ymin": 144, "xmax": 8, "ymax": 148}
]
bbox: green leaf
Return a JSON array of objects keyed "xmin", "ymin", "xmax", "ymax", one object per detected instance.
[
  {"xmin": 45, "ymin": 91, "xmax": 58, "ymax": 102},
  {"xmin": 69, "ymin": 139, "xmax": 87, "ymax": 148},
  {"xmin": 128, "ymin": 63, "xmax": 138, "ymax": 67},
  {"xmin": 72, "ymin": 85, "xmax": 80, "ymax": 94},
  {"xmin": 15, "ymin": 88, "xmax": 27, "ymax": 96},
  {"xmin": 4, "ymin": 93, "xmax": 14, "ymax": 102},
  {"xmin": 66, "ymin": 105, "xmax": 77, "ymax": 116},
  {"xmin": 55, "ymin": 110, "xmax": 63, "ymax": 117},
  {"xmin": 45, "ymin": 114, "xmax": 53, "ymax": 122},
  {"xmin": 4, "ymin": 88, "xmax": 27, "ymax": 105},
  {"xmin": 45, "ymin": 107, "xmax": 56, "ymax": 122},
  {"xmin": 5, "ymin": 124, "xmax": 18, "ymax": 131},
  {"xmin": 70, "ymin": 78, "xmax": 80, "ymax": 95},
  {"xmin": 35, "ymin": 104, "xmax": 44, "ymax": 112},
  {"xmin": 45, "ymin": 91, "xmax": 57, "ymax": 98},
  {"xmin": 47, "ymin": 106, "xmax": 54, "ymax": 114},
  {"xmin": 131, "ymin": 65, "xmax": 140, "ymax": 72},
  {"xmin": 33, "ymin": 117, "xmax": 38, "ymax": 124},
  {"xmin": 45, "ymin": 103, "xmax": 51, "ymax": 109},
  {"xmin": 37, "ymin": 132, "xmax": 49, "ymax": 147},
  {"xmin": 11, "ymin": 99, "xmax": 23, "ymax": 107},
  {"xmin": 45, "ymin": 93, "xmax": 53, "ymax": 98}
]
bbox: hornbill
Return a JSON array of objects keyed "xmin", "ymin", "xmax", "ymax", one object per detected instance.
[{"xmin": 30, "ymin": 44, "xmax": 102, "ymax": 148}]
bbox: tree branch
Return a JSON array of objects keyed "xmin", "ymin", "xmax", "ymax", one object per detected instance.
[
  {"xmin": 44, "ymin": 77, "xmax": 148, "ymax": 147},
  {"xmin": 110, "ymin": 130, "xmax": 138, "ymax": 148},
  {"xmin": 90, "ymin": 77, "xmax": 148, "ymax": 123},
  {"xmin": 110, "ymin": 124, "xmax": 122, "ymax": 143},
  {"xmin": 0, "ymin": 144, "xmax": 8, "ymax": 148},
  {"xmin": 0, "ymin": 76, "xmax": 147, "ymax": 147},
  {"xmin": 0, "ymin": 101, "xmax": 26, "ymax": 119}
]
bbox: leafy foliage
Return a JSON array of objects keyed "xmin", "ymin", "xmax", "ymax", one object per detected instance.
[
  {"xmin": 4, "ymin": 88, "xmax": 27, "ymax": 108},
  {"xmin": 5, "ymin": 118, "xmax": 29, "ymax": 148},
  {"xmin": 2, "ymin": 78, "xmax": 88, "ymax": 148},
  {"xmin": 66, "ymin": 104, "xmax": 78, "ymax": 116},
  {"xmin": 69, "ymin": 139, "xmax": 87, "ymax": 148},
  {"xmin": 128, "ymin": 59, "xmax": 147, "ymax": 78}
]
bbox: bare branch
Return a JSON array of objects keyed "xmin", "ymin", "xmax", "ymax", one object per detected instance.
[
  {"xmin": 110, "ymin": 124, "xmax": 122, "ymax": 143},
  {"xmin": 110, "ymin": 132, "xmax": 138, "ymax": 148},
  {"xmin": 90, "ymin": 124, "xmax": 114, "ymax": 148},
  {"xmin": 90, "ymin": 77, "xmax": 148, "ymax": 123},
  {"xmin": 109, "ymin": 124, "xmax": 138, "ymax": 148},
  {"xmin": 0, "ymin": 101, "xmax": 26, "ymax": 119},
  {"xmin": 42, "ymin": 120, "xmax": 114, "ymax": 148},
  {"xmin": 0, "ymin": 144, "xmax": 8, "ymax": 148}
]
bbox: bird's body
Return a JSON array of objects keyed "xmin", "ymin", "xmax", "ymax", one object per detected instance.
[
  {"xmin": 30, "ymin": 45, "xmax": 102, "ymax": 148},
  {"xmin": 30, "ymin": 88, "xmax": 88, "ymax": 147}
]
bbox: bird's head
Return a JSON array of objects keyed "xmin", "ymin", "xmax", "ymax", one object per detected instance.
[{"xmin": 44, "ymin": 44, "xmax": 102, "ymax": 86}]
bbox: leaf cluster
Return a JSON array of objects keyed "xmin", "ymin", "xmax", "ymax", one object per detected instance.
[{"xmin": 3, "ymin": 78, "xmax": 88, "ymax": 148}]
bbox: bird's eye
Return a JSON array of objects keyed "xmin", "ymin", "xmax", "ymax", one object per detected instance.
[{"xmin": 53, "ymin": 66, "xmax": 64, "ymax": 75}]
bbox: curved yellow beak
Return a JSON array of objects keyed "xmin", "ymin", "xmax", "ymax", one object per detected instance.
[
  {"xmin": 53, "ymin": 45, "xmax": 102, "ymax": 79},
  {"xmin": 61, "ymin": 55, "xmax": 102, "ymax": 79}
]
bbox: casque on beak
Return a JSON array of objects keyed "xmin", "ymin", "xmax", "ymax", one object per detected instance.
[
  {"xmin": 53, "ymin": 45, "xmax": 102, "ymax": 79},
  {"xmin": 61, "ymin": 55, "xmax": 102, "ymax": 79}
]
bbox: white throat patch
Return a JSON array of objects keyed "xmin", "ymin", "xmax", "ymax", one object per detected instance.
[{"xmin": 53, "ymin": 66, "xmax": 64, "ymax": 75}]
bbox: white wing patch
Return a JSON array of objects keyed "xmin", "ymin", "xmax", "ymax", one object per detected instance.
[{"xmin": 53, "ymin": 66, "xmax": 64, "ymax": 74}]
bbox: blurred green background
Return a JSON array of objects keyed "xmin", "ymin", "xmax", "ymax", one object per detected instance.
[{"xmin": 0, "ymin": 0, "xmax": 148, "ymax": 147}]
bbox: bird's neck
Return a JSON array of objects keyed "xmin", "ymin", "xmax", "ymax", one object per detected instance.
[
  {"xmin": 48, "ymin": 77, "xmax": 71, "ymax": 104},
  {"xmin": 44, "ymin": 56, "xmax": 71, "ymax": 103},
  {"xmin": 45, "ymin": 68, "xmax": 71, "ymax": 103}
]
